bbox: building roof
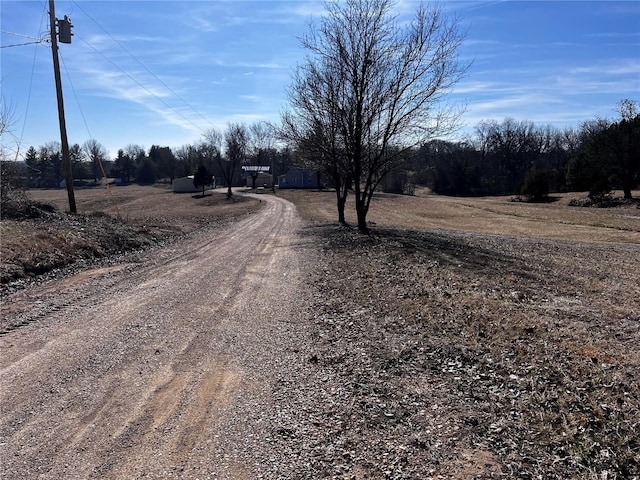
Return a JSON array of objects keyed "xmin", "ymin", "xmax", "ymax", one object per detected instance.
[{"xmin": 241, "ymin": 166, "xmax": 270, "ymax": 172}]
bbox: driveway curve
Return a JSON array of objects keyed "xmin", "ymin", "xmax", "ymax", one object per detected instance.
[{"xmin": 0, "ymin": 193, "xmax": 309, "ymax": 479}]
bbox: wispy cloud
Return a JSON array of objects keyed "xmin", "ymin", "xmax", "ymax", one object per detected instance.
[
  {"xmin": 568, "ymin": 59, "xmax": 640, "ymax": 76},
  {"xmin": 238, "ymin": 94, "xmax": 260, "ymax": 102},
  {"xmin": 586, "ymin": 32, "xmax": 640, "ymax": 39},
  {"xmin": 182, "ymin": 1, "xmax": 304, "ymax": 33},
  {"xmin": 470, "ymin": 92, "xmax": 561, "ymax": 113}
]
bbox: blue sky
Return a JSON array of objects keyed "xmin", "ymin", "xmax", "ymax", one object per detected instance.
[{"xmin": 2, "ymin": 1, "xmax": 639, "ymax": 159}]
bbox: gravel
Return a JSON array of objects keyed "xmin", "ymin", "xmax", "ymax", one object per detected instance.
[{"xmin": 2, "ymin": 190, "xmax": 639, "ymax": 479}]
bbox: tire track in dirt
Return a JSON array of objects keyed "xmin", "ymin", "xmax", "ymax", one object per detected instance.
[{"xmin": 0, "ymin": 192, "xmax": 304, "ymax": 479}]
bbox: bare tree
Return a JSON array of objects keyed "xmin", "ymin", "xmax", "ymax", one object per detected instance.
[
  {"xmin": 1, "ymin": 96, "xmax": 17, "ymax": 159},
  {"xmin": 282, "ymin": 111, "xmax": 351, "ymax": 223},
  {"xmin": 616, "ymin": 98, "xmax": 638, "ymax": 122},
  {"xmin": 284, "ymin": 0, "xmax": 467, "ymax": 232},
  {"xmin": 82, "ymin": 139, "xmax": 108, "ymax": 183},
  {"xmin": 613, "ymin": 99, "xmax": 640, "ymax": 199},
  {"xmin": 596, "ymin": 99, "xmax": 639, "ymax": 199},
  {"xmin": 222, "ymin": 123, "xmax": 249, "ymax": 198},
  {"xmin": 0, "ymin": 95, "xmax": 23, "ymax": 217},
  {"xmin": 174, "ymin": 144, "xmax": 199, "ymax": 177},
  {"xmin": 482, "ymin": 118, "xmax": 545, "ymax": 194},
  {"xmin": 246, "ymin": 121, "xmax": 275, "ymax": 189},
  {"xmin": 194, "ymin": 141, "xmax": 216, "ymax": 183},
  {"xmin": 200, "ymin": 127, "xmax": 223, "ymax": 191},
  {"xmin": 202, "ymin": 125, "xmax": 247, "ymax": 199}
]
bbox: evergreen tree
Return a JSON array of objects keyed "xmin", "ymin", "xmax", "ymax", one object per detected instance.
[
  {"xmin": 193, "ymin": 165, "xmax": 213, "ymax": 197},
  {"xmin": 136, "ymin": 158, "xmax": 156, "ymax": 185}
]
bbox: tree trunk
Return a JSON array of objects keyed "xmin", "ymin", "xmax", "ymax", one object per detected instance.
[
  {"xmin": 356, "ymin": 206, "xmax": 368, "ymax": 233},
  {"xmin": 226, "ymin": 164, "xmax": 233, "ymax": 199},
  {"xmin": 332, "ymin": 173, "xmax": 349, "ymax": 226},
  {"xmin": 355, "ymin": 193, "xmax": 369, "ymax": 233},
  {"xmin": 336, "ymin": 190, "xmax": 347, "ymax": 225},
  {"xmin": 623, "ymin": 186, "xmax": 632, "ymax": 199}
]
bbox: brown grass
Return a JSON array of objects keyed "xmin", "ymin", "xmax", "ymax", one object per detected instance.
[
  {"xmin": 278, "ymin": 188, "xmax": 640, "ymax": 478},
  {"xmin": 25, "ymin": 183, "xmax": 258, "ymax": 233},
  {"xmin": 278, "ymin": 188, "xmax": 640, "ymax": 244},
  {"xmin": 2, "ymin": 185, "xmax": 639, "ymax": 477}
]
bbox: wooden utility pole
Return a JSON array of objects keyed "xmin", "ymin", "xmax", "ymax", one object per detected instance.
[{"xmin": 48, "ymin": 0, "xmax": 76, "ymax": 213}]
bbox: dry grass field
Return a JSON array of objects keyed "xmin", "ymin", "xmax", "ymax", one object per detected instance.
[
  {"xmin": 278, "ymin": 187, "xmax": 640, "ymax": 244},
  {"xmin": 2, "ymin": 184, "xmax": 639, "ymax": 478},
  {"xmin": 279, "ymin": 188, "xmax": 640, "ymax": 478}
]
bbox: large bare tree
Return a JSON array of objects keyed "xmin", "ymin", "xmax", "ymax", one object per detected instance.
[
  {"xmin": 82, "ymin": 139, "xmax": 109, "ymax": 184},
  {"xmin": 284, "ymin": 0, "xmax": 467, "ymax": 232},
  {"xmin": 202, "ymin": 124, "xmax": 248, "ymax": 199},
  {"xmin": 246, "ymin": 121, "xmax": 276, "ymax": 189}
]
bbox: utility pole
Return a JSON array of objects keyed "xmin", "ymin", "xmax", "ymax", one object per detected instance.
[{"xmin": 48, "ymin": 0, "xmax": 76, "ymax": 213}]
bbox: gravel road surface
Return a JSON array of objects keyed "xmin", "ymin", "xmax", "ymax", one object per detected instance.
[
  {"xmin": 1, "ymin": 193, "xmax": 313, "ymax": 479},
  {"xmin": 6, "ymin": 190, "xmax": 637, "ymax": 479}
]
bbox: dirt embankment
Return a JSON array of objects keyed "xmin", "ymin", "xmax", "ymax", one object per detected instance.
[{"xmin": 0, "ymin": 184, "xmax": 259, "ymax": 288}]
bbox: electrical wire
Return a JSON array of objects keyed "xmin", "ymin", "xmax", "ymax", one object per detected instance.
[
  {"xmin": 0, "ymin": 29, "xmax": 42, "ymax": 40},
  {"xmin": 74, "ymin": 31, "xmax": 206, "ymax": 134},
  {"xmin": 70, "ymin": 0, "xmax": 214, "ymax": 130},
  {"xmin": 59, "ymin": 49, "xmax": 122, "ymax": 219},
  {"xmin": 0, "ymin": 40, "xmax": 44, "ymax": 49},
  {"xmin": 0, "ymin": 20, "xmax": 48, "ymax": 47},
  {"xmin": 59, "ymin": 51, "xmax": 93, "ymax": 139},
  {"xmin": 13, "ymin": 2, "xmax": 48, "ymax": 162}
]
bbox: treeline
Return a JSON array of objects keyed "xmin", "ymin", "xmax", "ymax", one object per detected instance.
[
  {"xmin": 18, "ymin": 122, "xmax": 295, "ymax": 191},
  {"xmin": 14, "ymin": 101, "xmax": 640, "ymax": 201},
  {"xmin": 385, "ymin": 100, "xmax": 639, "ymax": 200}
]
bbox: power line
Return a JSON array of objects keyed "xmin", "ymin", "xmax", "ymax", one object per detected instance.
[
  {"xmin": 74, "ymin": 32, "xmax": 207, "ymax": 134},
  {"xmin": 59, "ymin": 49, "xmax": 122, "ymax": 219},
  {"xmin": 1, "ymin": 40, "xmax": 44, "ymax": 49},
  {"xmin": 0, "ymin": 29, "xmax": 42, "ymax": 40},
  {"xmin": 70, "ymin": 0, "xmax": 214, "ymax": 130},
  {"xmin": 59, "ymin": 50, "xmax": 92, "ymax": 139},
  {"xmin": 0, "ymin": 28, "xmax": 46, "ymax": 48},
  {"xmin": 14, "ymin": 2, "xmax": 48, "ymax": 162}
]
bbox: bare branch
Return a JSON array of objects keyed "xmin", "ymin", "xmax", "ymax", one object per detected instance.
[{"xmin": 285, "ymin": 0, "xmax": 468, "ymax": 231}]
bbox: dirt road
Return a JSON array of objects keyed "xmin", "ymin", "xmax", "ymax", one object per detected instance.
[{"xmin": 0, "ymin": 193, "xmax": 308, "ymax": 479}]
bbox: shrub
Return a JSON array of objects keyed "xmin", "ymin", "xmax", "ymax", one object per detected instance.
[
  {"xmin": 520, "ymin": 168, "xmax": 549, "ymax": 202},
  {"xmin": 588, "ymin": 177, "xmax": 612, "ymax": 204},
  {"xmin": 0, "ymin": 161, "xmax": 55, "ymax": 219}
]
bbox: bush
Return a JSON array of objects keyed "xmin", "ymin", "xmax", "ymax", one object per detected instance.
[
  {"xmin": 520, "ymin": 168, "xmax": 549, "ymax": 202},
  {"xmin": 0, "ymin": 161, "xmax": 54, "ymax": 219},
  {"xmin": 588, "ymin": 177, "xmax": 612, "ymax": 203},
  {"xmin": 382, "ymin": 169, "xmax": 416, "ymax": 195}
]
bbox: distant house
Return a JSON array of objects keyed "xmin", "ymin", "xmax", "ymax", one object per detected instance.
[
  {"xmin": 242, "ymin": 166, "xmax": 272, "ymax": 188},
  {"xmin": 245, "ymin": 172, "xmax": 273, "ymax": 188},
  {"xmin": 278, "ymin": 168, "xmax": 320, "ymax": 189},
  {"xmin": 172, "ymin": 175, "xmax": 215, "ymax": 193}
]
